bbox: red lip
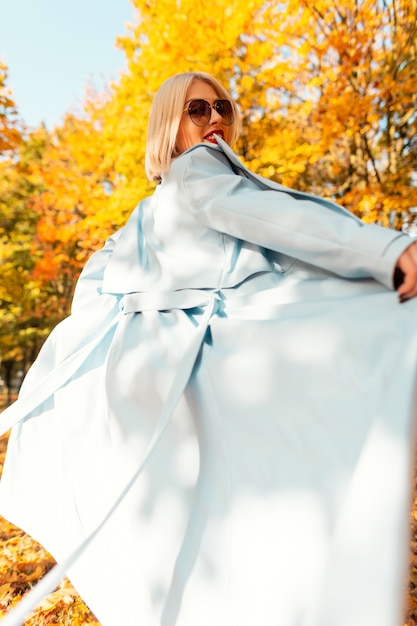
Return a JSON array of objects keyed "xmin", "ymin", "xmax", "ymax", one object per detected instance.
[{"xmin": 204, "ymin": 129, "xmax": 224, "ymax": 143}]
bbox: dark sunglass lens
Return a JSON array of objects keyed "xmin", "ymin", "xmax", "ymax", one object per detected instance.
[
  {"xmin": 215, "ymin": 100, "xmax": 234, "ymax": 125},
  {"xmin": 188, "ymin": 100, "xmax": 211, "ymax": 126}
]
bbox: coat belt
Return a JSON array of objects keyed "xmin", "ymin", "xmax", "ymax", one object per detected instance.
[
  {"xmin": 119, "ymin": 288, "xmax": 220, "ymax": 314},
  {"xmin": 0, "ymin": 290, "xmax": 220, "ymax": 436}
]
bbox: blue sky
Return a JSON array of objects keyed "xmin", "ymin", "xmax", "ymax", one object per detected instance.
[{"xmin": 1, "ymin": 0, "xmax": 134, "ymax": 129}]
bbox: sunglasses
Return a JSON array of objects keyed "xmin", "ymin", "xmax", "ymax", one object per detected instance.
[{"xmin": 183, "ymin": 99, "xmax": 234, "ymax": 127}]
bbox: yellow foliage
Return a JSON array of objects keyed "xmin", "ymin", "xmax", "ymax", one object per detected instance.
[
  {"xmin": 0, "ymin": 0, "xmax": 416, "ymax": 390},
  {"xmin": 0, "ymin": 62, "xmax": 22, "ymax": 154}
]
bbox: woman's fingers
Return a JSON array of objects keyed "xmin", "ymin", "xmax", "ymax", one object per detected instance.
[{"xmin": 396, "ymin": 241, "xmax": 417, "ymax": 301}]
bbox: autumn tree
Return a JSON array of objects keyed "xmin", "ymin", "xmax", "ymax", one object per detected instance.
[
  {"xmin": 0, "ymin": 78, "xmax": 121, "ymax": 394},
  {"xmin": 0, "ymin": 61, "xmax": 21, "ymax": 155},
  {"xmin": 258, "ymin": 0, "xmax": 417, "ymax": 226},
  {"xmin": 2, "ymin": 0, "xmax": 416, "ymax": 386},
  {"xmin": 29, "ymin": 109, "xmax": 119, "ymax": 308},
  {"xmin": 0, "ymin": 109, "xmax": 117, "ymax": 397},
  {"xmin": 0, "ymin": 65, "xmax": 41, "ymax": 397},
  {"xmin": 94, "ymin": 0, "xmax": 416, "ymax": 230},
  {"xmin": 0, "ymin": 128, "xmax": 53, "ymax": 399}
]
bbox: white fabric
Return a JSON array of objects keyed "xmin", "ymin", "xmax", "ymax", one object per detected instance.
[{"xmin": 1, "ymin": 139, "xmax": 417, "ymax": 626}]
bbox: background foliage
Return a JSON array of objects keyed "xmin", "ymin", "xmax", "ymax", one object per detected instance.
[
  {"xmin": 1, "ymin": 0, "xmax": 416, "ymax": 387},
  {"xmin": 0, "ymin": 0, "xmax": 417, "ymax": 622}
]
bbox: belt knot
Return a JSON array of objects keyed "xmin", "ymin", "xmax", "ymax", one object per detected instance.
[{"xmin": 119, "ymin": 289, "xmax": 220, "ymax": 314}]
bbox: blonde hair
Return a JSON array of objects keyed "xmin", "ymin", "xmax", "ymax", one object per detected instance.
[{"xmin": 145, "ymin": 72, "xmax": 241, "ymax": 182}]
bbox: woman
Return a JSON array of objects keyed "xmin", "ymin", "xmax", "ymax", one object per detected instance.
[{"xmin": 1, "ymin": 72, "xmax": 417, "ymax": 626}]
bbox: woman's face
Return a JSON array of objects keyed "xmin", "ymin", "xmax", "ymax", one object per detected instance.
[{"xmin": 175, "ymin": 79, "xmax": 231, "ymax": 155}]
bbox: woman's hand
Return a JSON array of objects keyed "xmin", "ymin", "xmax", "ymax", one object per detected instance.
[{"xmin": 395, "ymin": 241, "xmax": 417, "ymax": 302}]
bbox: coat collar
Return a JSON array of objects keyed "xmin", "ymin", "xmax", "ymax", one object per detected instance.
[
  {"xmin": 181, "ymin": 135, "xmax": 297, "ymax": 194},
  {"xmin": 183, "ymin": 135, "xmax": 352, "ymax": 213}
]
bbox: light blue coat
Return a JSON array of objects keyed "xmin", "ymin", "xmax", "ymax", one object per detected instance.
[
  {"xmin": 1, "ymin": 137, "xmax": 416, "ymax": 626},
  {"xmin": 102, "ymin": 136, "xmax": 409, "ymax": 297}
]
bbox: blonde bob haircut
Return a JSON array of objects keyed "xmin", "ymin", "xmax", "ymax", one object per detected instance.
[{"xmin": 145, "ymin": 72, "xmax": 241, "ymax": 182}]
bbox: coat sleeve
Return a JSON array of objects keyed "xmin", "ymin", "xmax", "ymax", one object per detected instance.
[{"xmin": 179, "ymin": 146, "xmax": 411, "ymax": 289}]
